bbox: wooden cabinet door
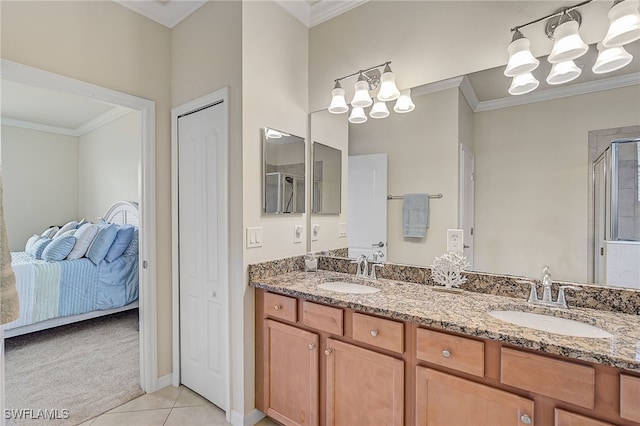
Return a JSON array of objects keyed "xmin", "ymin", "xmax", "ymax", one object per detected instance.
[
  {"xmin": 325, "ymin": 338, "xmax": 404, "ymax": 426},
  {"xmin": 416, "ymin": 367, "xmax": 534, "ymax": 426},
  {"xmin": 264, "ymin": 320, "xmax": 319, "ymax": 426}
]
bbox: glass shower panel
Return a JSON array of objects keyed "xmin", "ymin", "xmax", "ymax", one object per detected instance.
[{"xmin": 612, "ymin": 139, "xmax": 640, "ymax": 241}]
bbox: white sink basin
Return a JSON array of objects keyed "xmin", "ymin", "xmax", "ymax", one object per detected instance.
[
  {"xmin": 318, "ymin": 281, "xmax": 381, "ymax": 294},
  {"xmin": 489, "ymin": 310, "xmax": 613, "ymax": 338}
]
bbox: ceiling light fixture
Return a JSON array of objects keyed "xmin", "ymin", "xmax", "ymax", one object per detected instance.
[
  {"xmin": 505, "ymin": 0, "xmax": 638, "ymax": 95},
  {"xmin": 327, "ymin": 61, "xmax": 414, "ymax": 122}
]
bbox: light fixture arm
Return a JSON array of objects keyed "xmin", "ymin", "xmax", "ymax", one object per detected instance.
[
  {"xmin": 333, "ymin": 61, "xmax": 392, "ymax": 84},
  {"xmin": 510, "ymin": 0, "xmax": 593, "ymax": 33}
]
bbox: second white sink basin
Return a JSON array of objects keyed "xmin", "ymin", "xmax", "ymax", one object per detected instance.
[
  {"xmin": 318, "ymin": 281, "xmax": 380, "ymax": 294},
  {"xmin": 489, "ymin": 310, "xmax": 613, "ymax": 338}
]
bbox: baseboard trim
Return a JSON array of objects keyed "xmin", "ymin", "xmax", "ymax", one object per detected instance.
[
  {"xmin": 229, "ymin": 409, "xmax": 265, "ymax": 426},
  {"xmin": 156, "ymin": 373, "xmax": 173, "ymax": 391}
]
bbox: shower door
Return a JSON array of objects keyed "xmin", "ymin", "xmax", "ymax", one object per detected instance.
[{"xmin": 611, "ymin": 139, "xmax": 640, "ymax": 241}]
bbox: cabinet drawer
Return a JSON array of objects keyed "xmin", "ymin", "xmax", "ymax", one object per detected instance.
[
  {"xmin": 264, "ymin": 292, "xmax": 297, "ymax": 322},
  {"xmin": 554, "ymin": 409, "xmax": 614, "ymax": 426},
  {"xmin": 302, "ymin": 301, "xmax": 343, "ymax": 335},
  {"xmin": 416, "ymin": 328, "xmax": 484, "ymax": 377},
  {"xmin": 501, "ymin": 347, "xmax": 595, "ymax": 409},
  {"xmin": 352, "ymin": 312, "xmax": 403, "ymax": 353},
  {"xmin": 621, "ymin": 374, "xmax": 640, "ymax": 422}
]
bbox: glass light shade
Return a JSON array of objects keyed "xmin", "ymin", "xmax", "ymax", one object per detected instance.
[
  {"xmin": 348, "ymin": 107, "xmax": 368, "ymax": 124},
  {"xmin": 508, "ymin": 72, "xmax": 539, "ymax": 95},
  {"xmin": 351, "ymin": 80, "xmax": 373, "ymax": 108},
  {"xmin": 370, "ymin": 99, "xmax": 390, "ymax": 119},
  {"xmin": 377, "ymin": 71, "xmax": 401, "ymax": 101},
  {"xmin": 393, "ymin": 89, "xmax": 415, "ymax": 113},
  {"xmin": 592, "ymin": 43, "xmax": 633, "ymax": 74},
  {"xmin": 504, "ymin": 37, "xmax": 540, "ymax": 77},
  {"xmin": 328, "ymin": 86, "xmax": 349, "ymax": 114},
  {"xmin": 547, "ymin": 20, "xmax": 589, "ymax": 63},
  {"xmin": 602, "ymin": 0, "xmax": 640, "ymax": 47},
  {"xmin": 546, "ymin": 60, "xmax": 582, "ymax": 85}
]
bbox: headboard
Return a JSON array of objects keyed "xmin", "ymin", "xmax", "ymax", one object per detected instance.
[{"xmin": 102, "ymin": 201, "xmax": 139, "ymax": 226}]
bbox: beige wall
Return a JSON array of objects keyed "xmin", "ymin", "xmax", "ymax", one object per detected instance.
[
  {"xmin": 473, "ymin": 85, "xmax": 640, "ymax": 282},
  {"xmin": 1, "ymin": 125, "xmax": 78, "ymax": 251},
  {"xmin": 310, "ymin": 110, "xmax": 349, "ymax": 253},
  {"xmin": 349, "ymin": 88, "xmax": 461, "ymax": 266},
  {"xmin": 1, "ymin": 0, "xmax": 172, "ymax": 374},
  {"xmin": 78, "ymin": 111, "xmax": 140, "ymax": 222}
]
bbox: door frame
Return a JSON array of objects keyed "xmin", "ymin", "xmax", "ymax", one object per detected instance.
[
  {"xmin": 170, "ymin": 88, "xmax": 231, "ymax": 411},
  {"xmin": 0, "ymin": 59, "xmax": 158, "ymax": 392}
]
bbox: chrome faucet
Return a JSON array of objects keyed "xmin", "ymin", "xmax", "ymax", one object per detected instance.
[
  {"xmin": 523, "ymin": 266, "xmax": 582, "ymax": 309},
  {"xmin": 354, "ymin": 254, "xmax": 368, "ymax": 278}
]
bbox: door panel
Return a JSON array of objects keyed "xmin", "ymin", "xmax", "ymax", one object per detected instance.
[
  {"xmin": 178, "ymin": 100, "xmax": 228, "ymax": 410},
  {"xmin": 348, "ymin": 154, "xmax": 388, "ymax": 260}
]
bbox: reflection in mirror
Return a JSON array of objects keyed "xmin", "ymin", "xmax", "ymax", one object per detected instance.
[
  {"xmin": 263, "ymin": 128, "xmax": 305, "ymax": 214},
  {"xmin": 312, "ymin": 142, "xmax": 342, "ymax": 214},
  {"xmin": 311, "ymin": 42, "xmax": 640, "ymax": 288}
]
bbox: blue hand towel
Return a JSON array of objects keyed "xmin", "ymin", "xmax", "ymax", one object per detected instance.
[{"xmin": 402, "ymin": 193, "xmax": 429, "ymax": 238}]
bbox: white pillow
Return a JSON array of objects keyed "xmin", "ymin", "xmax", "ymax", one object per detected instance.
[
  {"xmin": 41, "ymin": 226, "xmax": 59, "ymax": 239},
  {"xmin": 66, "ymin": 224, "xmax": 99, "ymax": 260},
  {"xmin": 54, "ymin": 221, "xmax": 78, "ymax": 238}
]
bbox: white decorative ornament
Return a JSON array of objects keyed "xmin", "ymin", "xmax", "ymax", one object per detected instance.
[{"xmin": 431, "ymin": 252, "xmax": 471, "ymax": 290}]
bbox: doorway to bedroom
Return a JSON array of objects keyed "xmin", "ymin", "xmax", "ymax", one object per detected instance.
[{"xmin": 0, "ymin": 60, "xmax": 157, "ymax": 423}]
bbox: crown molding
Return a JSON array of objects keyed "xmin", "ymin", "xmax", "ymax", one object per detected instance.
[
  {"xmin": 411, "ymin": 76, "xmax": 465, "ymax": 98},
  {"xmin": 115, "ymin": 1, "xmax": 207, "ymax": 28},
  {"xmin": 474, "ymin": 72, "xmax": 640, "ymax": 112},
  {"xmin": 275, "ymin": 0, "xmax": 368, "ymax": 28},
  {"xmin": 2, "ymin": 106, "xmax": 132, "ymax": 137}
]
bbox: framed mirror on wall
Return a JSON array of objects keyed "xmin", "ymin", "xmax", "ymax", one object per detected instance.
[
  {"xmin": 312, "ymin": 142, "xmax": 342, "ymax": 214},
  {"xmin": 263, "ymin": 128, "xmax": 306, "ymax": 214}
]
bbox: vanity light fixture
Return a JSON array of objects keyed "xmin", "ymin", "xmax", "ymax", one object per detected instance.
[
  {"xmin": 505, "ymin": 0, "xmax": 638, "ymax": 95},
  {"xmin": 328, "ymin": 61, "xmax": 414, "ymax": 123}
]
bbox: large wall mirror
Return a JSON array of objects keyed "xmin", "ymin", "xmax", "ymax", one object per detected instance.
[
  {"xmin": 311, "ymin": 40, "xmax": 640, "ymax": 289},
  {"xmin": 312, "ymin": 142, "xmax": 342, "ymax": 214},
  {"xmin": 263, "ymin": 127, "xmax": 305, "ymax": 214}
]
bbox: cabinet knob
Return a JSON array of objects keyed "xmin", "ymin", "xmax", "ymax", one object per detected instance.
[
  {"xmin": 520, "ymin": 414, "xmax": 532, "ymax": 425},
  {"xmin": 273, "ymin": 305, "xmax": 281, "ymax": 311},
  {"xmin": 442, "ymin": 349, "xmax": 451, "ymax": 358},
  {"xmin": 308, "ymin": 343, "xmax": 316, "ymax": 351},
  {"xmin": 370, "ymin": 330, "xmax": 378, "ymax": 337},
  {"xmin": 324, "ymin": 349, "xmax": 333, "ymax": 356}
]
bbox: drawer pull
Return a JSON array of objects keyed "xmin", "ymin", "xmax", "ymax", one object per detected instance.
[
  {"xmin": 308, "ymin": 343, "xmax": 316, "ymax": 351},
  {"xmin": 520, "ymin": 414, "xmax": 532, "ymax": 425},
  {"xmin": 324, "ymin": 349, "xmax": 333, "ymax": 356},
  {"xmin": 370, "ymin": 329, "xmax": 378, "ymax": 337},
  {"xmin": 442, "ymin": 349, "xmax": 451, "ymax": 358},
  {"xmin": 273, "ymin": 305, "xmax": 281, "ymax": 311}
]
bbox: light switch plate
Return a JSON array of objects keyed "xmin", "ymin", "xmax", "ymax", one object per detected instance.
[
  {"xmin": 338, "ymin": 222, "xmax": 347, "ymax": 238},
  {"xmin": 294, "ymin": 225, "xmax": 304, "ymax": 244},
  {"xmin": 312, "ymin": 224, "xmax": 320, "ymax": 241},
  {"xmin": 246, "ymin": 227, "xmax": 263, "ymax": 248},
  {"xmin": 447, "ymin": 228, "xmax": 464, "ymax": 253}
]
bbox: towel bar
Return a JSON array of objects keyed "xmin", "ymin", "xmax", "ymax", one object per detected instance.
[{"xmin": 387, "ymin": 193, "xmax": 443, "ymax": 200}]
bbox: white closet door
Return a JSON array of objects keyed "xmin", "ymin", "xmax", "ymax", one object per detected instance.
[
  {"xmin": 178, "ymin": 100, "xmax": 228, "ymax": 410},
  {"xmin": 348, "ymin": 153, "xmax": 388, "ymax": 259}
]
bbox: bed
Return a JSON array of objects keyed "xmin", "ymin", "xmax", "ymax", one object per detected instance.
[{"xmin": 2, "ymin": 201, "xmax": 140, "ymax": 338}]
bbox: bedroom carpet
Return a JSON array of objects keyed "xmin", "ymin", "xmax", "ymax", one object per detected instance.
[{"xmin": 4, "ymin": 309, "xmax": 143, "ymax": 426}]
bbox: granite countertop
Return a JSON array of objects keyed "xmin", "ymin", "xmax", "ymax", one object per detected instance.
[{"xmin": 251, "ymin": 270, "xmax": 640, "ymax": 372}]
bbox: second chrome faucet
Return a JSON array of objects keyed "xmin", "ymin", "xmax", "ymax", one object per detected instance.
[{"xmin": 354, "ymin": 252, "xmax": 385, "ymax": 280}]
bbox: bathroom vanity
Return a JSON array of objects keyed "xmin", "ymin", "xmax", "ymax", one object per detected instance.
[{"xmin": 251, "ymin": 268, "xmax": 640, "ymax": 426}]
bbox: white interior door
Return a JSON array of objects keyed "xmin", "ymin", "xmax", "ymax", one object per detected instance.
[
  {"xmin": 348, "ymin": 154, "xmax": 388, "ymax": 260},
  {"xmin": 177, "ymin": 99, "xmax": 228, "ymax": 410},
  {"xmin": 460, "ymin": 144, "xmax": 475, "ymax": 267}
]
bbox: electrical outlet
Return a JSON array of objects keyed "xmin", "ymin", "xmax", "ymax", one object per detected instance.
[
  {"xmin": 447, "ymin": 229, "xmax": 464, "ymax": 253},
  {"xmin": 338, "ymin": 222, "xmax": 347, "ymax": 238},
  {"xmin": 246, "ymin": 227, "xmax": 263, "ymax": 248}
]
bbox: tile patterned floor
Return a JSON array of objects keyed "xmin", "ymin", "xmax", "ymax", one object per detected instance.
[{"xmin": 79, "ymin": 386, "xmax": 280, "ymax": 426}]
